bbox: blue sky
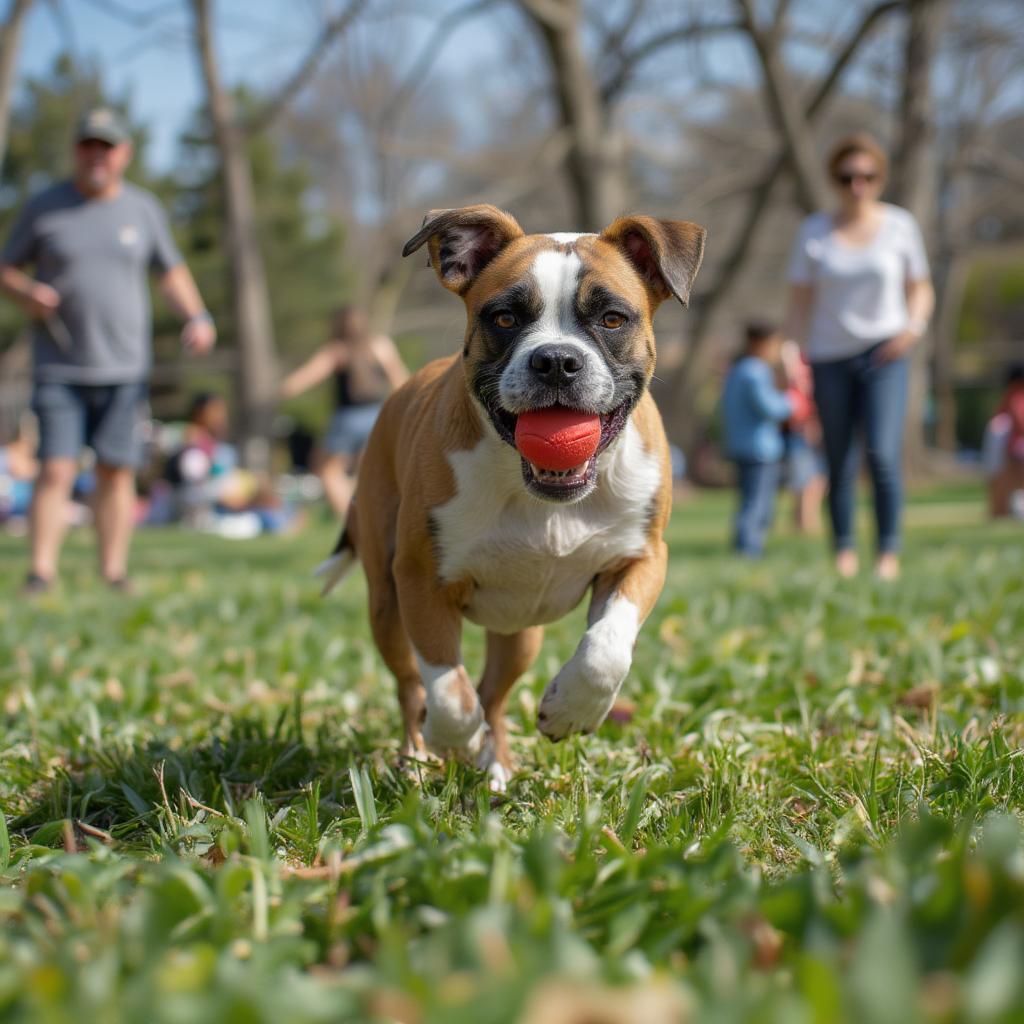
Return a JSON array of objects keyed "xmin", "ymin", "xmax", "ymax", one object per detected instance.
[{"xmin": 13, "ymin": 0, "xmax": 447, "ymax": 172}]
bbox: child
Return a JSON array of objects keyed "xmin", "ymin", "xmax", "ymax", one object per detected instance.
[
  {"xmin": 721, "ymin": 322, "xmax": 795, "ymax": 557},
  {"xmin": 780, "ymin": 339, "xmax": 827, "ymax": 535}
]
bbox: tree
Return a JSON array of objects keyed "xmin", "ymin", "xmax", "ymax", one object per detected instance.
[
  {"xmin": 515, "ymin": 0, "xmax": 741, "ymax": 231},
  {"xmin": 188, "ymin": 0, "xmax": 364, "ymax": 468},
  {"xmin": 890, "ymin": 0, "xmax": 946, "ymax": 466},
  {"xmin": 0, "ymin": 0, "xmax": 32, "ymax": 173},
  {"xmin": 169, "ymin": 107, "xmax": 349, "ymax": 428},
  {"xmin": 191, "ymin": 0, "xmax": 276, "ymax": 469}
]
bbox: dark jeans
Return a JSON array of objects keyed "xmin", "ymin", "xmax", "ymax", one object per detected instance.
[
  {"xmin": 811, "ymin": 345, "xmax": 908, "ymax": 555},
  {"xmin": 733, "ymin": 460, "xmax": 780, "ymax": 557}
]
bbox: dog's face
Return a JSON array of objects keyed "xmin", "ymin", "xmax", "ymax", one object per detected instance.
[{"xmin": 403, "ymin": 206, "xmax": 705, "ymax": 502}]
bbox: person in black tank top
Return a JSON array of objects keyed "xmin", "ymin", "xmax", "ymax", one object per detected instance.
[{"xmin": 280, "ymin": 305, "xmax": 409, "ymax": 518}]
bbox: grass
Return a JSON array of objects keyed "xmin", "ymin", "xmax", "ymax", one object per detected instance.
[{"xmin": 1, "ymin": 484, "xmax": 1023, "ymax": 1023}]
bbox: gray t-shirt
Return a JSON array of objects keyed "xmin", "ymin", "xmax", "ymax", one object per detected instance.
[
  {"xmin": 787, "ymin": 203, "xmax": 930, "ymax": 363},
  {"xmin": 2, "ymin": 180, "xmax": 183, "ymax": 384}
]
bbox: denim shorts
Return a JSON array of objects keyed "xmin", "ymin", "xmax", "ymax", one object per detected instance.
[
  {"xmin": 32, "ymin": 380, "xmax": 149, "ymax": 468},
  {"xmin": 324, "ymin": 403, "xmax": 382, "ymax": 456},
  {"xmin": 785, "ymin": 434, "xmax": 826, "ymax": 492}
]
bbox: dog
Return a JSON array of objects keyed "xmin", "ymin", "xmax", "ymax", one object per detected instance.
[{"xmin": 319, "ymin": 204, "xmax": 705, "ymax": 789}]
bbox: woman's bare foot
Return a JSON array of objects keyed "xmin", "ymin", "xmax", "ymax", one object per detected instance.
[
  {"xmin": 835, "ymin": 550, "xmax": 859, "ymax": 578},
  {"xmin": 875, "ymin": 553, "xmax": 900, "ymax": 581}
]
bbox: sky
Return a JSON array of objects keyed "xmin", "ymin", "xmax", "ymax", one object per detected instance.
[
  {"xmin": 15, "ymin": 0, "xmax": 1013, "ymax": 189},
  {"xmin": 12, "ymin": 0, "xmax": 497, "ymax": 173}
]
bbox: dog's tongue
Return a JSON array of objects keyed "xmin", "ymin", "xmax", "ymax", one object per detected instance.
[{"xmin": 515, "ymin": 408, "xmax": 601, "ymax": 471}]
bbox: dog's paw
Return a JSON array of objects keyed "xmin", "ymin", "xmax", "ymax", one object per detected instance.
[
  {"xmin": 422, "ymin": 665, "xmax": 488, "ymax": 758},
  {"xmin": 536, "ymin": 635, "xmax": 631, "ymax": 741},
  {"xmin": 475, "ymin": 738, "xmax": 511, "ymax": 793}
]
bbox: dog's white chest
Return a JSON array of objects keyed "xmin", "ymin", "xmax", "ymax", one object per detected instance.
[{"xmin": 432, "ymin": 421, "xmax": 661, "ymax": 634}]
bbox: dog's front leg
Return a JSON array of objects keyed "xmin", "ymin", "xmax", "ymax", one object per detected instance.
[
  {"xmin": 537, "ymin": 542, "xmax": 668, "ymax": 741},
  {"xmin": 394, "ymin": 551, "xmax": 487, "ymax": 759}
]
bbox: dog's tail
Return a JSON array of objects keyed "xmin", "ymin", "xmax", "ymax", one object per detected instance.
[{"xmin": 315, "ymin": 519, "xmax": 358, "ymax": 597}]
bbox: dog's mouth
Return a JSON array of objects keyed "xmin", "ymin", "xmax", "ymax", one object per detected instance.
[{"xmin": 486, "ymin": 402, "xmax": 631, "ymax": 502}]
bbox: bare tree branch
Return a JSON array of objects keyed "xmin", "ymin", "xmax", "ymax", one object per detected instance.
[
  {"xmin": 242, "ymin": 0, "xmax": 367, "ymax": 137},
  {"xmin": 518, "ymin": 0, "xmax": 574, "ymax": 31},
  {"xmin": 601, "ymin": 19, "xmax": 743, "ymax": 102},
  {"xmin": 768, "ymin": 0, "xmax": 795, "ymax": 48},
  {"xmin": 804, "ymin": 0, "xmax": 903, "ymax": 116},
  {"xmin": 78, "ymin": 0, "xmax": 178, "ymax": 26},
  {"xmin": 380, "ymin": 0, "xmax": 502, "ymax": 127},
  {"xmin": 737, "ymin": 0, "xmax": 830, "ymax": 211}
]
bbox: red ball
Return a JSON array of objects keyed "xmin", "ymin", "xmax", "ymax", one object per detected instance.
[{"xmin": 514, "ymin": 408, "xmax": 602, "ymax": 471}]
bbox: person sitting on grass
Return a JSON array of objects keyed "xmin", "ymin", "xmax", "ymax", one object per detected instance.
[
  {"xmin": 153, "ymin": 393, "xmax": 300, "ymax": 536},
  {"xmin": 0, "ymin": 419, "xmax": 38, "ymax": 533},
  {"xmin": 721, "ymin": 322, "xmax": 795, "ymax": 558},
  {"xmin": 984, "ymin": 365, "xmax": 1024, "ymax": 519}
]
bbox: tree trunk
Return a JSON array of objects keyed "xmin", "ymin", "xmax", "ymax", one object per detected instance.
[
  {"xmin": 192, "ymin": 0, "xmax": 278, "ymax": 470},
  {"xmin": 931, "ymin": 251, "xmax": 966, "ymax": 452},
  {"xmin": 520, "ymin": 0, "xmax": 625, "ymax": 229},
  {"xmin": 0, "ymin": 0, "xmax": 33, "ymax": 172},
  {"xmin": 890, "ymin": 0, "xmax": 946, "ymax": 470}
]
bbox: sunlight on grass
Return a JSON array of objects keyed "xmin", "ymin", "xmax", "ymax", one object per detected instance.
[{"xmin": 0, "ymin": 485, "xmax": 1022, "ymax": 1022}]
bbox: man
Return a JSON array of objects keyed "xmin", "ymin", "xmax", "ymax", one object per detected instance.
[{"xmin": 0, "ymin": 107, "xmax": 216, "ymax": 593}]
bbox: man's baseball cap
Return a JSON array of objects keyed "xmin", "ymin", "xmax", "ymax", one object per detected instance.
[{"xmin": 75, "ymin": 108, "xmax": 130, "ymax": 146}]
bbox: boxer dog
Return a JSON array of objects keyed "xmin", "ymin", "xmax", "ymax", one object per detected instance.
[{"xmin": 319, "ymin": 205, "xmax": 705, "ymax": 789}]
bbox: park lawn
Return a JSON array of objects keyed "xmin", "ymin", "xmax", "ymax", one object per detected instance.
[{"xmin": 0, "ymin": 484, "xmax": 1022, "ymax": 1023}]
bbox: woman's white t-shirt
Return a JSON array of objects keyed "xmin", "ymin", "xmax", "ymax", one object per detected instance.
[{"xmin": 787, "ymin": 203, "xmax": 930, "ymax": 363}]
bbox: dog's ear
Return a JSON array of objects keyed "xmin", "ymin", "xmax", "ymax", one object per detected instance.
[
  {"xmin": 402, "ymin": 204, "xmax": 525, "ymax": 294},
  {"xmin": 599, "ymin": 216, "xmax": 706, "ymax": 307}
]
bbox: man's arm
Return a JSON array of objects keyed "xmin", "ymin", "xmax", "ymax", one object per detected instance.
[
  {"xmin": 0, "ymin": 264, "xmax": 60, "ymax": 320},
  {"xmin": 157, "ymin": 264, "xmax": 216, "ymax": 354}
]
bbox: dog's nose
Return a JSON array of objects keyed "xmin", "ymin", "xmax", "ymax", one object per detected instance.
[{"xmin": 529, "ymin": 345, "xmax": 583, "ymax": 387}]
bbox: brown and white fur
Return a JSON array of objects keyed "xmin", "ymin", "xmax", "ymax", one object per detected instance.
[{"xmin": 318, "ymin": 205, "xmax": 705, "ymax": 790}]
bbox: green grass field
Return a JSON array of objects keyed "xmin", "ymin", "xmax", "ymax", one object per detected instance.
[{"xmin": 1, "ymin": 486, "xmax": 1023, "ymax": 1023}]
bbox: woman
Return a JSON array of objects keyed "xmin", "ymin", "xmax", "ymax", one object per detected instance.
[
  {"xmin": 281, "ymin": 306, "xmax": 409, "ymax": 517},
  {"xmin": 784, "ymin": 133, "xmax": 934, "ymax": 579}
]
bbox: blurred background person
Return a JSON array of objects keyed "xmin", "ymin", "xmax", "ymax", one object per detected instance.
[
  {"xmin": 0, "ymin": 107, "xmax": 216, "ymax": 594},
  {"xmin": 779, "ymin": 340, "xmax": 827, "ymax": 535},
  {"xmin": 280, "ymin": 305, "xmax": 408, "ymax": 518},
  {"xmin": 159, "ymin": 392, "xmax": 237, "ymax": 526},
  {"xmin": 983, "ymin": 366, "xmax": 1024, "ymax": 519},
  {"xmin": 0, "ymin": 416, "xmax": 37, "ymax": 534},
  {"xmin": 153, "ymin": 392, "xmax": 299, "ymax": 536},
  {"xmin": 721, "ymin": 322, "xmax": 794, "ymax": 558},
  {"xmin": 784, "ymin": 132, "xmax": 934, "ymax": 581}
]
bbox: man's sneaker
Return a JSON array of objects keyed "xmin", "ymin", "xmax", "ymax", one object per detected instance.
[{"xmin": 20, "ymin": 573, "xmax": 53, "ymax": 596}]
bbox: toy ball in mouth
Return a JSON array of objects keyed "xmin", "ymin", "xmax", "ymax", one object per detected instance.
[{"xmin": 514, "ymin": 407, "xmax": 601, "ymax": 472}]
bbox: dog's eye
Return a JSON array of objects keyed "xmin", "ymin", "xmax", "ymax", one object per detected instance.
[
  {"xmin": 493, "ymin": 311, "xmax": 517, "ymax": 330},
  {"xmin": 601, "ymin": 311, "xmax": 627, "ymax": 329}
]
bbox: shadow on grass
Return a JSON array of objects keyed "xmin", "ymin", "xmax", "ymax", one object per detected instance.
[{"xmin": 9, "ymin": 710, "xmax": 399, "ymax": 850}]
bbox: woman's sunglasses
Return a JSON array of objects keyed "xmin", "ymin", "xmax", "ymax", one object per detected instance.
[{"xmin": 835, "ymin": 170, "xmax": 879, "ymax": 186}]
